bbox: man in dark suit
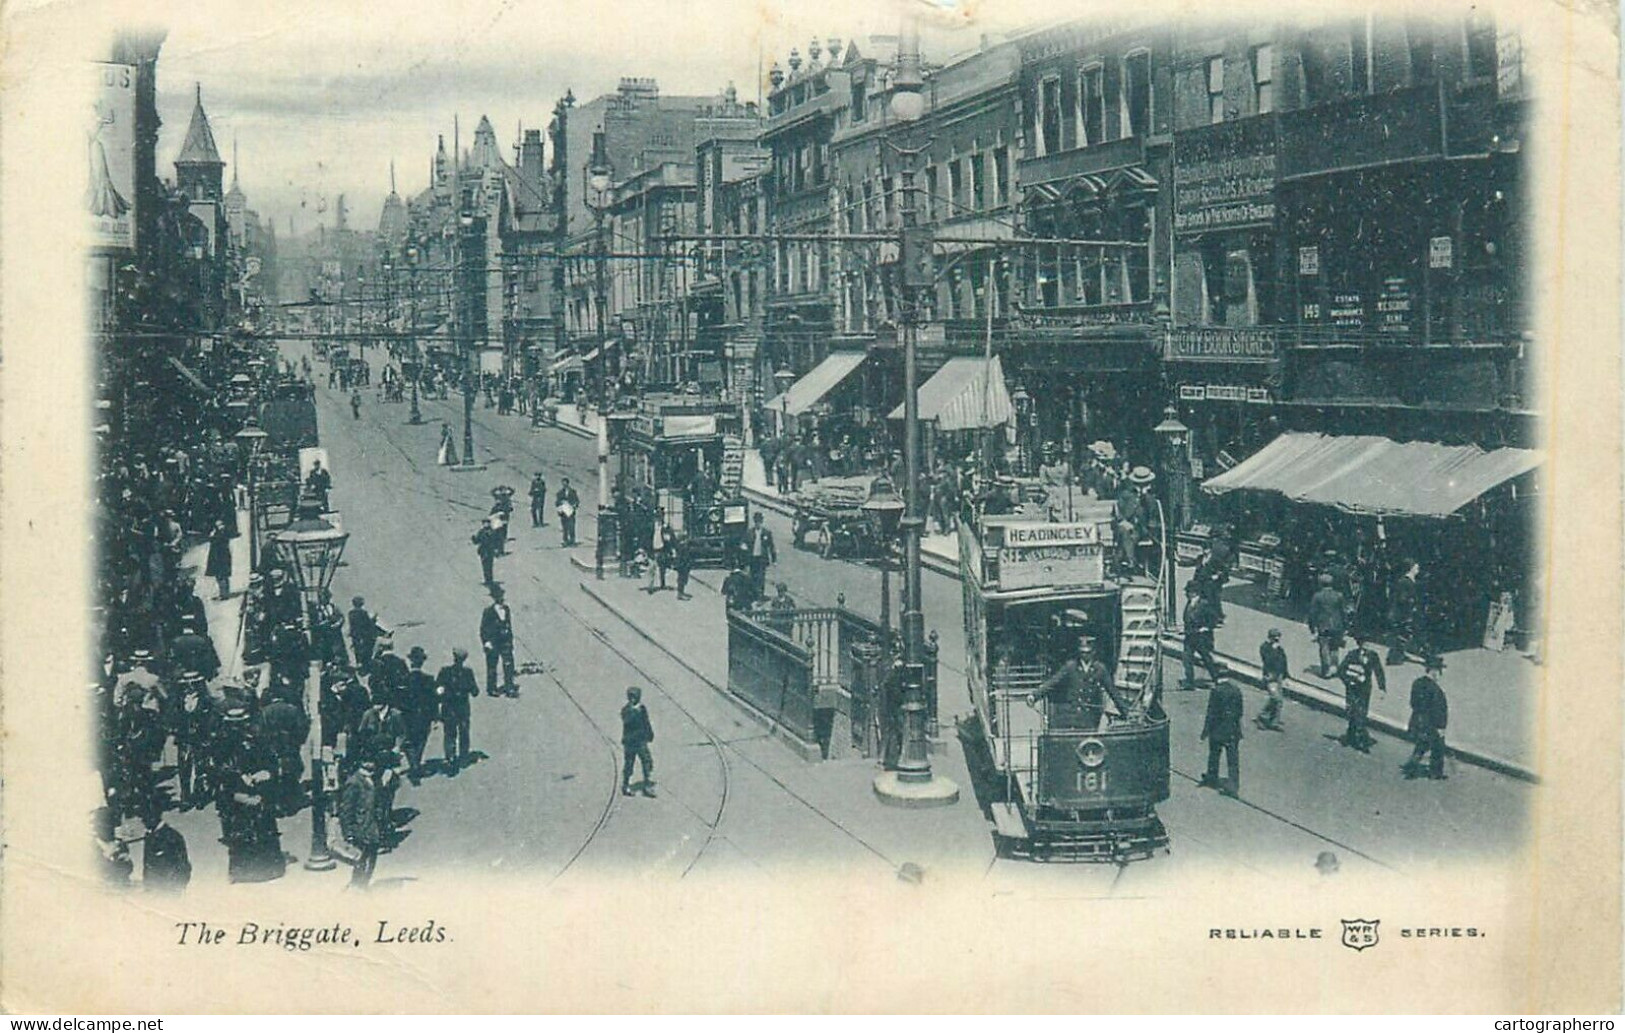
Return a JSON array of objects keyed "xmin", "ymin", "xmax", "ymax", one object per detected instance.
[
  {"xmin": 1335, "ymin": 632, "xmax": 1386, "ymax": 752},
  {"xmin": 1027, "ymin": 636, "xmax": 1125, "ymax": 731},
  {"xmin": 472, "ymin": 519, "xmax": 502, "ymax": 585},
  {"xmin": 305, "ymin": 459, "xmax": 333, "ymax": 511},
  {"xmin": 620, "ymin": 687, "xmax": 656, "ymax": 797},
  {"xmin": 347, "ymin": 596, "xmax": 382, "ymax": 674},
  {"xmin": 744, "ymin": 512, "xmax": 777, "ymax": 600},
  {"xmin": 1387, "ymin": 561, "xmax": 1422, "ymax": 665},
  {"xmin": 400, "ymin": 646, "xmax": 437, "ymax": 784},
  {"xmin": 367, "ymin": 634, "xmax": 405, "ymax": 705},
  {"xmin": 1199, "ymin": 678, "xmax": 1244, "ymax": 797},
  {"xmin": 528, "ymin": 472, "xmax": 548, "ymax": 528},
  {"xmin": 479, "ymin": 585, "xmax": 518, "ymax": 698},
  {"xmin": 555, "ymin": 478, "xmax": 580, "ymax": 547},
  {"xmin": 436, "ymin": 649, "xmax": 478, "ymax": 773},
  {"xmin": 166, "ymin": 616, "xmax": 221, "ymax": 683},
  {"xmin": 1181, "ymin": 585, "xmax": 1224, "ymax": 690},
  {"xmin": 1403, "ymin": 655, "xmax": 1450, "ymax": 780},
  {"xmin": 141, "ymin": 806, "xmax": 191, "ymax": 892}
]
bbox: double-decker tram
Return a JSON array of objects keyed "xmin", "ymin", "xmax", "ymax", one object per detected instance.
[{"xmin": 959, "ymin": 495, "xmax": 1172, "ymax": 861}]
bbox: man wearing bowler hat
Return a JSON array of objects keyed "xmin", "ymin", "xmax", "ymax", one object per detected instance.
[
  {"xmin": 1403, "ymin": 655, "xmax": 1450, "ymax": 780},
  {"xmin": 400, "ymin": 646, "xmax": 438, "ymax": 784}
]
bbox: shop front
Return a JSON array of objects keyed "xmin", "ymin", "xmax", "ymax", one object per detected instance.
[{"xmin": 1199, "ymin": 431, "xmax": 1543, "ymax": 652}]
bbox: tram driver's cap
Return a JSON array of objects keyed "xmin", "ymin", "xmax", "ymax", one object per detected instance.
[{"xmin": 1267, "ymin": 628, "xmax": 1282, "ymax": 640}]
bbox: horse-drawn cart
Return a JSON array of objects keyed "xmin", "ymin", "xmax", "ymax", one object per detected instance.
[{"xmin": 788, "ymin": 475, "xmax": 884, "ymax": 560}]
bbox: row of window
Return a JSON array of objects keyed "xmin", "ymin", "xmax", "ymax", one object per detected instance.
[
  {"xmin": 838, "ymin": 147, "xmax": 1014, "ymax": 234},
  {"xmin": 1032, "ymin": 50, "xmax": 1152, "ymax": 156}
]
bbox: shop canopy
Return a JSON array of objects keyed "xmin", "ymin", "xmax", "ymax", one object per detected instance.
[
  {"xmin": 887, "ymin": 356, "xmax": 1015, "ymax": 431},
  {"xmin": 763, "ymin": 351, "xmax": 866, "ymax": 416},
  {"xmin": 1201, "ymin": 432, "xmax": 1543, "ymax": 518}
]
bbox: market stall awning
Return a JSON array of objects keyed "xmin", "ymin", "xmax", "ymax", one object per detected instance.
[
  {"xmin": 887, "ymin": 356, "xmax": 1014, "ymax": 431},
  {"xmin": 762, "ymin": 351, "xmax": 866, "ymax": 416},
  {"xmin": 1202, "ymin": 432, "xmax": 1543, "ymax": 518},
  {"xmin": 548, "ymin": 353, "xmax": 582, "ymax": 374}
]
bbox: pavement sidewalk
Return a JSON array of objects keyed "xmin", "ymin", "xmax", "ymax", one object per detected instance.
[
  {"xmin": 733, "ymin": 446, "xmax": 1538, "ymax": 781},
  {"xmin": 565, "ymin": 566, "xmax": 991, "ymax": 870}
]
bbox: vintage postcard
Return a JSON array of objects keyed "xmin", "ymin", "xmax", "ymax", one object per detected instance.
[{"xmin": 0, "ymin": 0, "xmax": 1618, "ymax": 1014}]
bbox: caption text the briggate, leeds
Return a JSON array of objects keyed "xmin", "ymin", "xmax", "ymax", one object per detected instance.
[{"xmin": 173, "ymin": 920, "xmax": 450, "ymax": 950}]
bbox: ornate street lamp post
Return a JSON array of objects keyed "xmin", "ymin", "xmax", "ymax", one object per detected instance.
[
  {"xmin": 860, "ymin": 475, "xmax": 904, "ymax": 651},
  {"xmin": 233, "ymin": 422, "xmax": 268, "ymax": 571},
  {"xmin": 406, "ymin": 244, "xmax": 424, "ymax": 425},
  {"xmin": 874, "ymin": 19, "xmax": 958, "ymax": 807},
  {"xmin": 585, "ymin": 128, "xmax": 617, "ymax": 556},
  {"xmin": 272, "ymin": 497, "xmax": 349, "ymax": 871},
  {"xmin": 1153, "ymin": 404, "xmax": 1191, "ymax": 621},
  {"xmin": 457, "ymin": 210, "xmax": 481, "ymax": 468}
]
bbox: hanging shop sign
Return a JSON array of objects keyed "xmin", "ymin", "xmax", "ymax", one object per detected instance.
[
  {"xmin": 1298, "ymin": 245, "xmax": 1320, "ymax": 276},
  {"xmin": 1174, "ymin": 117, "xmax": 1279, "ymax": 233},
  {"xmin": 1177, "ymin": 383, "xmax": 1274, "ymax": 404},
  {"xmin": 1166, "ymin": 327, "xmax": 1278, "ymax": 363}
]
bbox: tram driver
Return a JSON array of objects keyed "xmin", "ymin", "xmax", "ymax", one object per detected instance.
[{"xmin": 1028, "ymin": 634, "xmax": 1138, "ymax": 731}]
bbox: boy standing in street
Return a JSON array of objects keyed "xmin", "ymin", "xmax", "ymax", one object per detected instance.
[
  {"xmin": 1255, "ymin": 628, "xmax": 1289, "ymax": 731},
  {"xmin": 620, "ymin": 687, "xmax": 656, "ymax": 797}
]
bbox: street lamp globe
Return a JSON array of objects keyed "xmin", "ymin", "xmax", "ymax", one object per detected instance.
[
  {"xmin": 233, "ymin": 423, "xmax": 268, "ymax": 457},
  {"xmin": 773, "ymin": 366, "xmax": 797, "ymax": 395},
  {"xmin": 272, "ymin": 497, "xmax": 350, "ymax": 603},
  {"xmin": 1154, "ymin": 404, "xmax": 1190, "ymax": 453},
  {"xmin": 861, "ymin": 475, "xmax": 906, "ymax": 541},
  {"xmin": 890, "ymin": 86, "xmax": 925, "ymax": 123}
]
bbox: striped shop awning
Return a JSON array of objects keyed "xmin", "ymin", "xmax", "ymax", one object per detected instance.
[{"xmin": 888, "ymin": 356, "xmax": 1014, "ymax": 431}]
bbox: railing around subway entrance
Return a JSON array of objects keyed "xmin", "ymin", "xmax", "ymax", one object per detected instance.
[{"xmin": 728, "ymin": 603, "xmax": 924, "ymax": 761}]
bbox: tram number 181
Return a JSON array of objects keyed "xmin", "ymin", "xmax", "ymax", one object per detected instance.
[{"xmin": 1075, "ymin": 770, "xmax": 1108, "ymax": 794}]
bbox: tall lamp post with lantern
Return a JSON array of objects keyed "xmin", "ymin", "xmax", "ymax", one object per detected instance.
[
  {"xmin": 873, "ymin": 17, "xmax": 958, "ymax": 808},
  {"xmin": 233, "ymin": 422, "xmax": 269, "ymax": 571},
  {"xmin": 272, "ymin": 496, "xmax": 349, "ymax": 871},
  {"xmin": 406, "ymin": 243, "xmax": 424, "ymax": 424},
  {"xmin": 1153, "ymin": 404, "xmax": 1191, "ymax": 621},
  {"xmin": 584, "ymin": 128, "xmax": 617, "ymax": 556}
]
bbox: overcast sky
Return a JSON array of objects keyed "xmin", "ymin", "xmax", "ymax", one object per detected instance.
[{"xmin": 135, "ymin": 0, "xmax": 1070, "ymax": 235}]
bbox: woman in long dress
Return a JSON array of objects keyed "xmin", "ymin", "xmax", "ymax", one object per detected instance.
[{"xmin": 438, "ymin": 422, "xmax": 458, "ymax": 466}]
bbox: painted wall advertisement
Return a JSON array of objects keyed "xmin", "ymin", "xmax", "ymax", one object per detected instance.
[
  {"xmin": 89, "ymin": 62, "xmax": 138, "ymax": 251},
  {"xmin": 1174, "ymin": 118, "xmax": 1279, "ymax": 233}
]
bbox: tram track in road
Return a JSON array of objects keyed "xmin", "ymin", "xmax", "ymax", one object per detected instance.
[
  {"xmin": 309, "ymin": 375, "xmax": 729, "ymax": 881},
  {"xmin": 319, "ymin": 375, "xmax": 1406, "ymax": 879}
]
